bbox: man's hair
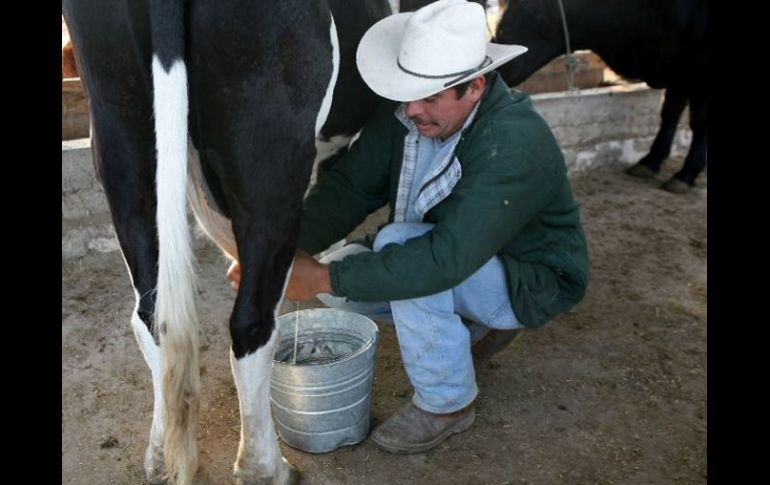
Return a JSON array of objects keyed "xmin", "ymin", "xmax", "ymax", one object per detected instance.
[{"xmin": 452, "ymin": 73, "xmax": 490, "ymax": 99}]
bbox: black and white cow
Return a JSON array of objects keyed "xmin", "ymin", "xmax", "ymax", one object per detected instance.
[
  {"xmin": 61, "ymin": 0, "xmax": 390, "ymax": 484},
  {"xmin": 494, "ymin": 0, "xmax": 707, "ymax": 193}
]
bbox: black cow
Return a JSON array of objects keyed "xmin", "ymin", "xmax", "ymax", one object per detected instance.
[
  {"xmin": 495, "ymin": 0, "xmax": 707, "ymax": 193},
  {"xmin": 61, "ymin": 0, "xmax": 390, "ymax": 484}
]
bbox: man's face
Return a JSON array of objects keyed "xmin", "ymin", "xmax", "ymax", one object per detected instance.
[{"xmin": 404, "ymin": 77, "xmax": 486, "ymax": 140}]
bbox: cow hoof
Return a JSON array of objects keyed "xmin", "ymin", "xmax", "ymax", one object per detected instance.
[
  {"xmin": 234, "ymin": 457, "xmax": 299, "ymax": 485},
  {"xmin": 278, "ymin": 457, "xmax": 300, "ymax": 485},
  {"xmin": 625, "ymin": 163, "xmax": 658, "ymax": 179},
  {"xmin": 661, "ymin": 177, "xmax": 691, "ymax": 194},
  {"xmin": 144, "ymin": 445, "xmax": 167, "ymax": 484}
]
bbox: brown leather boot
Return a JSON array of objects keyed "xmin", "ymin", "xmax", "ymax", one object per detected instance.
[
  {"xmin": 471, "ymin": 328, "xmax": 523, "ymax": 366},
  {"xmin": 371, "ymin": 402, "xmax": 475, "ymax": 454}
]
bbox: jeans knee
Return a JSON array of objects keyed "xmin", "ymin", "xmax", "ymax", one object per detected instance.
[{"xmin": 373, "ymin": 222, "xmax": 434, "ymax": 252}]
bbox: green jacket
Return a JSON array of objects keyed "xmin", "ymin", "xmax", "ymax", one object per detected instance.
[{"xmin": 298, "ymin": 73, "xmax": 589, "ymax": 328}]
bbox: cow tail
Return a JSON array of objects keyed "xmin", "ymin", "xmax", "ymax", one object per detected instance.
[{"xmin": 149, "ymin": 1, "xmax": 199, "ymax": 484}]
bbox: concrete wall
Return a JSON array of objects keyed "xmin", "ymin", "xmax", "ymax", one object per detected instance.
[
  {"xmin": 535, "ymin": 83, "xmax": 690, "ymax": 174},
  {"xmin": 62, "ymin": 83, "xmax": 691, "ymax": 260},
  {"xmin": 62, "ymin": 79, "xmax": 90, "ymax": 141},
  {"xmin": 62, "ymin": 138, "xmax": 121, "ymax": 259}
]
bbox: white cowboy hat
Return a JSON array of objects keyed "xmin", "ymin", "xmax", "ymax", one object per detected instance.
[{"xmin": 356, "ymin": 0, "xmax": 528, "ymax": 102}]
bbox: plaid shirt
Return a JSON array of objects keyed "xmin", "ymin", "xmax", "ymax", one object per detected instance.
[{"xmin": 392, "ymin": 102, "xmax": 479, "ymax": 223}]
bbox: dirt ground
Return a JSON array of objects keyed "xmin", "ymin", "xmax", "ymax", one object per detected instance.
[{"xmin": 62, "ymin": 160, "xmax": 706, "ymax": 485}]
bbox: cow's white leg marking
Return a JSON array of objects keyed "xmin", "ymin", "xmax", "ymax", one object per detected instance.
[
  {"xmin": 132, "ymin": 307, "xmax": 167, "ymax": 484},
  {"xmin": 121, "ymin": 257, "xmax": 166, "ymax": 484},
  {"xmin": 231, "ymin": 333, "xmax": 296, "ymax": 485},
  {"xmin": 231, "ymin": 264, "xmax": 297, "ymax": 485}
]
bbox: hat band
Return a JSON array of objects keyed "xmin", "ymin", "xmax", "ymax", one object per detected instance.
[{"xmin": 397, "ymin": 56, "xmax": 492, "ymax": 88}]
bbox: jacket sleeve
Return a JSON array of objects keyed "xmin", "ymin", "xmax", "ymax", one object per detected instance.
[
  {"xmin": 329, "ymin": 130, "xmax": 564, "ymax": 302},
  {"xmin": 297, "ymin": 101, "xmax": 397, "ymax": 256}
]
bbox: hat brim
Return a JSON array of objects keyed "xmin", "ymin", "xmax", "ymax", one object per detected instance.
[{"xmin": 356, "ymin": 12, "xmax": 528, "ymax": 102}]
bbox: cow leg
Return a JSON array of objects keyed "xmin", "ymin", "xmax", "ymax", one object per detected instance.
[
  {"xmin": 97, "ymin": 132, "xmax": 166, "ymax": 481},
  {"xmin": 219, "ymin": 132, "xmax": 318, "ymax": 483},
  {"xmin": 92, "ymin": 123, "xmax": 166, "ymax": 482},
  {"xmin": 625, "ymin": 85, "xmax": 689, "ymax": 178},
  {"xmin": 226, "ymin": 176, "xmax": 310, "ymax": 485},
  {"xmin": 183, "ymin": 4, "xmax": 336, "ymax": 481},
  {"xmin": 130, "ymin": 287, "xmax": 167, "ymax": 485},
  {"xmin": 209, "ymin": 101, "xmax": 323, "ymax": 485},
  {"xmin": 229, "ymin": 307, "xmax": 296, "ymax": 485},
  {"xmin": 65, "ymin": 2, "xmax": 166, "ymax": 473},
  {"xmin": 662, "ymin": 89, "xmax": 707, "ymax": 192}
]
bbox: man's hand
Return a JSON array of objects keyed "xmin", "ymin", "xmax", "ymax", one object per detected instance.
[
  {"xmin": 286, "ymin": 250, "xmax": 332, "ymax": 301},
  {"xmin": 225, "ymin": 250, "xmax": 332, "ymax": 301}
]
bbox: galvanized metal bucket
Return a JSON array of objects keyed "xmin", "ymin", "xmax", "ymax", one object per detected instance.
[{"xmin": 270, "ymin": 308, "xmax": 379, "ymax": 453}]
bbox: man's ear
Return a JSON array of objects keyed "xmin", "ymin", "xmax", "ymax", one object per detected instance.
[{"xmin": 469, "ymin": 76, "xmax": 487, "ymax": 101}]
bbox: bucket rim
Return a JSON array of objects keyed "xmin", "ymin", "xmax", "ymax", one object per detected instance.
[{"xmin": 273, "ymin": 308, "xmax": 379, "ymax": 367}]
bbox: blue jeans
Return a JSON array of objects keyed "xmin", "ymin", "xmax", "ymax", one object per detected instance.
[{"xmin": 317, "ymin": 222, "xmax": 523, "ymax": 414}]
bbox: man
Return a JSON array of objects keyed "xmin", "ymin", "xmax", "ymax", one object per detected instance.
[{"xmin": 229, "ymin": 0, "xmax": 589, "ymax": 454}]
